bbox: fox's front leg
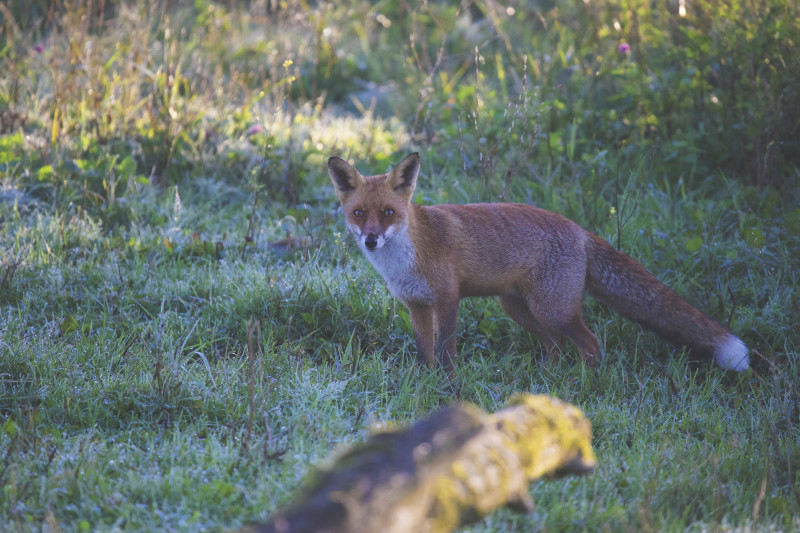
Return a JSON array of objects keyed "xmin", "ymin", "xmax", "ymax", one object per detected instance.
[
  {"xmin": 406, "ymin": 303, "xmax": 435, "ymax": 366},
  {"xmin": 434, "ymin": 299, "xmax": 460, "ymax": 374}
]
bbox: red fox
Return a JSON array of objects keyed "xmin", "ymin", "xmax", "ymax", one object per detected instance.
[{"xmin": 328, "ymin": 153, "xmax": 749, "ymax": 374}]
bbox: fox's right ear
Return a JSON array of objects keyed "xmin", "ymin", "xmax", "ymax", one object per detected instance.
[
  {"xmin": 387, "ymin": 152, "xmax": 420, "ymax": 200},
  {"xmin": 328, "ymin": 157, "xmax": 365, "ymax": 203}
]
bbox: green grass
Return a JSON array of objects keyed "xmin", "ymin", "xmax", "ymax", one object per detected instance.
[{"xmin": 2, "ymin": 1, "xmax": 799, "ymax": 531}]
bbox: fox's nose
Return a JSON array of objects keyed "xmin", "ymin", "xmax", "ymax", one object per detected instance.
[{"xmin": 365, "ymin": 233, "xmax": 378, "ymax": 250}]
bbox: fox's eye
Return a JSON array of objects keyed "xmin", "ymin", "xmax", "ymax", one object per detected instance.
[
  {"xmin": 383, "ymin": 208, "xmax": 395, "ymax": 218},
  {"xmin": 353, "ymin": 209, "xmax": 364, "ymax": 218}
]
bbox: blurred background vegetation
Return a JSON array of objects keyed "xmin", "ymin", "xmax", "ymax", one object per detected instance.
[{"xmin": 2, "ymin": 0, "xmax": 798, "ymax": 206}]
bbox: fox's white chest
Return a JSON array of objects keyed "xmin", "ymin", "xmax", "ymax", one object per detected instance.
[{"xmin": 361, "ymin": 226, "xmax": 434, "ymax": 305}]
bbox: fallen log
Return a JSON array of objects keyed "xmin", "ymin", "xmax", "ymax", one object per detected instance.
[{"xmin": 247, "ymin": 394, "xmax": 596, "ymax": 533}]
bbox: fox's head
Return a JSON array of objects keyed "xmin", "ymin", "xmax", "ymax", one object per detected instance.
[{"xmin": 328, "ymin": 153, "xmax": 419, "ymax": 252}]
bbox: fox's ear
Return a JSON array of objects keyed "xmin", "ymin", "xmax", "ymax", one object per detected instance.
[
  {"xmin": 328, "ymin": 156, "xmax": 365, "ymax": 202},
  {"xmin": 387, "ymin": 153, "xmax": 420, "ymax": 199}
]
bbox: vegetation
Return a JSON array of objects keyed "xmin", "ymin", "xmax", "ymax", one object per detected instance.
[{"xmin": 1, "ymin": 0, "xmax": 798, "ymax": 531}]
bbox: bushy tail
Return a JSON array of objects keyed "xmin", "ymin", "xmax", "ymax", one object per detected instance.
[{"xmin": 584, "ymin": 234, "xmax": 749, "ymax": 371}]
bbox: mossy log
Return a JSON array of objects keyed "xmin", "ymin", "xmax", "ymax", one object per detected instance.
[{"xmin": 248, "ymin": 394, "xmax": 596, "ymax": 533}]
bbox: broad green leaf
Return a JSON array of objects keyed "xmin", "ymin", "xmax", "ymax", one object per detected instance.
[{"xmin": 685, "ymin": 236, "xmax": 703, "ymax": 252}]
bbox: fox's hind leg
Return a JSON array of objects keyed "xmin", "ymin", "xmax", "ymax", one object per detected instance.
[
  {"xmin": 523, "ymin": 257, "xmax": 602, "ymax": 366},
  {"xmin": 547, "ymin": 312, "xmax": 601, "ymax": 367},
  {"xmin": 499, "ymin": 293, "xmax": 568, "ymax": 358},
  {"xmin": 501, "ymin": 289, "xmax": 601, "ymax": 366},
  {"xmin": 527, "ymin": 293, "xmax": 601, "ymax": 367}
]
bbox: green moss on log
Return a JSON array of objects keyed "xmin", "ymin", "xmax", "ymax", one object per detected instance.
[{"xmin": 247, "ymin": 394, "xmax": 595, "ymax": 533}]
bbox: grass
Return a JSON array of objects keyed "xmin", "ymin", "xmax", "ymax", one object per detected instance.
[{"xmin": 1, "ymin": 1, "xmax": 799, "ymax": 531}]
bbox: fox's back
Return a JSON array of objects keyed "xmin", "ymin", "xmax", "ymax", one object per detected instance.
[{"xmin": 414, "ymin": 203, "xmax": 590, "ymax": 296}]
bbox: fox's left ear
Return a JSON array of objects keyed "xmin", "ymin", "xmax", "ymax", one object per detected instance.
[{"xmin": 387, "ymin": 153, "xmax": 420, "ymax": 199}]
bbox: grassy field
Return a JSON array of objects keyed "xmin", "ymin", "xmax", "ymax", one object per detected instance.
[{"xmin": 1, "ymin": 1, "xmax": 799, "ymax": 531}]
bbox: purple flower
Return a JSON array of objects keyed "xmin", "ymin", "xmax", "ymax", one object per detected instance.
[
  {"xmin": 618, "ymin": 42, "xmax": 631, "ymax": 56},
  {"xmin": 246, "ymin": 124, "xmax": 264, "ymax": 136},
  {"xmin": 35, "ymin": 43, "xmax": 44, "ymax": 54}
]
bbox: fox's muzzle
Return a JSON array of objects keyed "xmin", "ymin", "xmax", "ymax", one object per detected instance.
[{"xmin": 365, "ymin": 233, "xmax": 379, "ymax": 250}]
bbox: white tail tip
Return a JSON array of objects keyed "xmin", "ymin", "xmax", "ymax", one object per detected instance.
[{"xmin": 714, "ymin": 336, "xmax": 750, "ymax": 371}]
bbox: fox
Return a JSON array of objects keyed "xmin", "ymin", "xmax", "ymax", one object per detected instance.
[{"xmin": 328, "ymin": 152, "xmax": 750, "ymax": 374}]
